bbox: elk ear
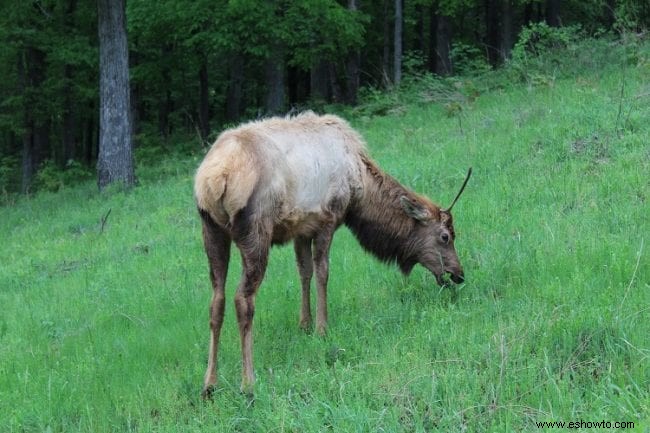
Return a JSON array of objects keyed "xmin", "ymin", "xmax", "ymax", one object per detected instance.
[{"xmin": 400, "ymin": 196, "xmax": 432, "ymax": 222}]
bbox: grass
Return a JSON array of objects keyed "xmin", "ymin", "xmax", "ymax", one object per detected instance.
[{"xmin": 1, "ymin": 42, "xmax": 649, "ymax": 432}]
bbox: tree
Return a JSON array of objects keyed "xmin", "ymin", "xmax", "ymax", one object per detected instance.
[
  {"xmin": 0, "ymin": 0, "xmax": 640, "ymax": 195},
  {"xmin": 430, "ymin": 1, "xmax": 453, "ymax": 76},
  {"xmin": 344, "ymin": 0, "xmax": 361, "ymax": 104},
  {"xmin": 394, "ymin": 0, "xmax": 403, "ymax": 84},
  {"xmin": 265, "ymin": 45, "xmax": 286, "ymax": 114},
  {"xmin": 97, "ymin": 0, "xmax": 134, "ymax": 190},
  {"xmin": 545, "ymin": 0, "xmax": 561, "ymax": 27},
  {"xmin": 500, "ymin": 0, "xmax": 514, "ymax": 60}
]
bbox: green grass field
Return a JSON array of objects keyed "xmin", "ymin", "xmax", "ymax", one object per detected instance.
[{"xmin": 1, "ymin": 45, "xmax": 649, "ymax": 432}]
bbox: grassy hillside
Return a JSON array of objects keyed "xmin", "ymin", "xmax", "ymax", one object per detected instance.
[{"xmin": 1, "ymin": 41, "xmax": 649, "ymax": 432}]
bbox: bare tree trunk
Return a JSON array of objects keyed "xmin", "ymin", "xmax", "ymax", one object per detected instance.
[
  {"xmin": 344, "ymin": 0, "xmax": 360, "ymax": 105},
  {"xmin": 83, "ymin": 105, "xmax": 97, "ymax": 166},
  {"xmin": 603, "ymin": 0, "xmax": 616, "ymax": 28},
  {"xmin": 328, "ymin": 62, "xmax": 343, "ymax": 103},
  {"xmin": 485, "ymin": 0, "xmax": 501, "ymax": 66},
  {"xmin": 19, "ymin": 47, "xmax": 49, "ymax": 193},
  {"xmin": 382, "ymin": 0, "xmax": 391, "ymax": 84},
  {"xmin": 310, "ymin": 60, "xmax": 329, "ymax": 102},
  {"xmin": 62, "ymin": 64, "xmax": 76, "ymax": 164},
  {"xmin": 288, "ymin": 66, "xmax": 309, "ymax": 106},
  {"xmin": 414, "ymin": 3, "xmax": 425, "ymax": 53},
  {"xmin": 264, "ymin": 46, "xmax": 285, "ymax": 115},
  {"xmin": 435, "ymin": 12, "xmax": 452, "ymax": 75},
  {"xmin": 394, "ymin": 0, "xmax": 403, "ymax": 85},
  {"xmin": 523, "ymin": 1, "xmax": 533, "ymax": 25},
  {"xmin": 18, "ymin": 50, "xmax": 32, "ymax": 194},
  {"xmin": 428, "ymin": 4, "xmax": 437, "ymax": 73},
  {"xmin": 545, "ymin": 0, "xmax": 561, "ymax": 27},
  {"xmin": 226, "ymin": 53, "xmax": 244, "ymax": 122},
  {"xmin": 501, "ymin": 0, "xmax": 513, "ymax": 61},
  {"xmin": 62, "ymin": 0, "xmax": 78, "ymax": 164},
  {"xmin": 97, "ymin": 0, "xmax": 135, "ymax": 190},
  {"xmin": 198, "ymin": 57, "xmax": 210, "ymax": 141},
  {"xmin": 158, "ymin": 45, "xmax": 172, "ymax": 139}
]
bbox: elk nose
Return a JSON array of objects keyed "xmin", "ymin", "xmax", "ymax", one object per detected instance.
[{"xmin": 450, "ymin": 271, "xmax": 464, "ymax": 284}]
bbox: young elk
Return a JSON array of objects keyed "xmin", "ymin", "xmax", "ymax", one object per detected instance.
[{"xmin": 194, "ymin": 112, "xmax": 471, "ymax": 396}]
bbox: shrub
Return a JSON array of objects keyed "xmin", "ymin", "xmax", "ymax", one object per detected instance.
[
  {"xmin": 509, "ymin": 22, "xmax": 583, "ymax": 84},
  {"xmin": 0, "ymin": 155, "xmax": 20, "ymax": 194},
  {"xmin": 33, "ymin": 159, "xmax": 93, "ymax": 193},
  {"xmin": 450, "ymin": 42, "xmax": 492, "ymax": 76}
]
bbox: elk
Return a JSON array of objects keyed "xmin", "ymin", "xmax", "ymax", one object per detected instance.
[{"xmin": 194, "ymin": 112, "xmax": 471, "ymax": 396}]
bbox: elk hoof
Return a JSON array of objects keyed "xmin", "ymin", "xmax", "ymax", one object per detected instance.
[
  {"xmin": 240, "ymin": 383, "xmax": 255, "ymax": 398},
  {"xmin": 201, "ymin": 384, "xmax": 216, "ymax": 400},
  {"xmin": 299, "ymin": 319, "xmax": 313, "ymax": 333}
]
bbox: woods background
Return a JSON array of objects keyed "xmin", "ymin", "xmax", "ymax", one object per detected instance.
[{"xmin": 0, "ymin": 0, "xmax": 648, "ymax": 194}]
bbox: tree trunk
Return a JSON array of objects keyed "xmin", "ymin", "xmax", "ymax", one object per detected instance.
[
  {"xmin": 19, "ymin": 47, "xmax": 49, "ymax": 193},
  {"xmin": 62, "ymin": 0, "xmax": 78, "ymax": 164},
  {"xmin": 545, "ymin": 0, "xmax": 561, "ymax": 27},
  {"xmin": 288, "ymin": 66, "xmax": 309, "ymax": 106},
  {"xmin": 435, "ymin": 12, "xmax": 452, "ymax": 75},
  {"xmin": 382, "ymin": 0, "xmax": 391, "ymax": 85},
  {"xmin": 344, "ymin": 0, "xmax": 360, "ymax": 105},
  {"xmin": 603, "ymin": 0, "xmax": 616, "ymax": 28},
  {"xmin": 328, "ymin": 62, "xmax": 343, "ymax": 103},
  {"xmin": 523, "ymin": 2, "xmax": 533, "ymax": 25},
  {"xmin": 226, "ymin": 53, "xmax": 244, "ymax": 122},
  {"xmin": 428, "ymin": 4, "xmax": 437, "ymax": 73},
  {"xmin": 394, "ymin": 0, "xmax": 403, "ymax": 85},
  {"xmin": 130, "ymin": 48, "xmax": 144, "ymax": 137},
  {"xmin": 414, "ymin": 4, "xmax": 425, "ymax": 53},
  {"xmin": 501, "ymin": 0, "xmax": 513, "ymax": 60},
  {"xmin": 83, "ymin": 107, "xmax": 97, "ymax": 166},
  {"xmin": 310, "ymin": 60, "xmax": 329, "ymax": 102},
  {"xmin": 485, "ymin": 0, "xmax": 501, "ymax": 66},
  {"xmin": 198, "ymin": 57, "xmax": 210, "ymax": 141},
  {"xmin": 62, "ymin": 64, "xmax": 76, "ymax": 163},
  {"xmin": 158, "ymin": 46, "xmax": 172, "ymax": 139},
  {"xmin": 97, "ymin": 0, "xmax": 135, "ymax": 190},
  {"xmin": 264, "ymin": 47, "xmax": 285, "ymax": 115}
]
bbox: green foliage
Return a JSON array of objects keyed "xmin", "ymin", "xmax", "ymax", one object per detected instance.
[
  {"xmin": 32, "ymin": 159, "xmax": 93, "ymax": 193},
  {"xmin": 283, "ymin": 0, "xmax": 368, "ymax": 68},
  {"xmin": 615, "ymin": 0, "xmax": 650, "ymax": 31},
  {"xmin": 353, "ymin": 69, "xmax": 480, "ymax": 122},
  {"xmin": 512, "ymin": 22, "xmax": 581, "ymax": 62},
  {"xmin": 1, "ymin": 0, "xmax": 648, "ymax": 195},
  {"xmin": 507, "ymin": 23, "xmax": 639, "ymax": 86},
  {"xmin": 450, "ymin": 42, "xmax": 492, "ymax": 76},
  {"xmin": 0, "ymin": 155, "xmax": 19, "ymax": 195}
]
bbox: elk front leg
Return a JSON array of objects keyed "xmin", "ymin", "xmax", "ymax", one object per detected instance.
[
  {"xmin": 294, "ymin": 237, "xmax": 313, "ymax": 330},
  {"xmin": 199, "ymin": 211, "xmax": 231, "ymax": 399},
  {"xmin": 234, "ymin": 241, "xmax": 269, "ymax": 395},
  {"xmin": 312, "ymin": 225, "xmax": 335, "ymax": 336}
]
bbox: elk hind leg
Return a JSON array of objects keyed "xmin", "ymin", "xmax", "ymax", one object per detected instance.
[
  {"xmin": 199, "ymin": 209, "xmax": 231, "ymax": 399},
  {"xmin": 234, "ymin": 240, "xmax": 269, "ymax": 395}
]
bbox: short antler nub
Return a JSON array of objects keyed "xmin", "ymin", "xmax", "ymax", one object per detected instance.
[{"xmin": 444, "ymin": 167, "xmax": 472, "ymax": 212}]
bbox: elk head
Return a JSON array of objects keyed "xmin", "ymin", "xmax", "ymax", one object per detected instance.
[{"xmin": 400, "ymin": 168, "xmax": 472, "ymax": 285}]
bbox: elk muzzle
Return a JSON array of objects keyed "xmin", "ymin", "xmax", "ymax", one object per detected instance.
[{"xmin": 448, "ymin": 269, "xmax": 464, "ymax": 284}]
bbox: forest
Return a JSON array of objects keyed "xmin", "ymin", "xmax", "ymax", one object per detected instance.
[{"xmin": 0, "ymin": 0, "xmax": 648, "ymax": 194}]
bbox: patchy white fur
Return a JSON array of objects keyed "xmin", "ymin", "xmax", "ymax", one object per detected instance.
[{"xmin": 195, "ymin": 112, "xmax": 365, "ymax": 233}]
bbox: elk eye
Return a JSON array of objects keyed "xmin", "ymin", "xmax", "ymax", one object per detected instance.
[{"xmin": 441, "ymin": 232, "xmax": 450, "ymax": 244}]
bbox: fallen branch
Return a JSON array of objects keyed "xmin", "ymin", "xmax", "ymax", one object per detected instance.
[{"xmin": 100, "ymin": 208, "xmax": 112, "ymax": 234}]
